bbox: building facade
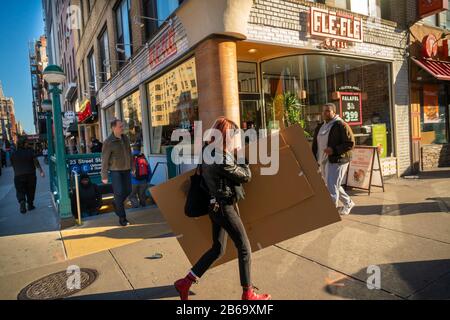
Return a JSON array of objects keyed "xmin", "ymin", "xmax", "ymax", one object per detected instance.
[
  {"xmin": 29, "ymin": 36, "xmax": 49, "ymax": 136},
  {"xmin": 45, "ymin": 0, "xmax": 447, "ymax": 181},
  {"xmin": 408, "ymin": 0, "xmax": 450, "ymax": 171},
  {"xmin": 0, "ymin": 83, "xmax": 18, "ymax": 146}
]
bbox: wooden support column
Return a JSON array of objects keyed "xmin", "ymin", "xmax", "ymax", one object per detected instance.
[{"xmin": 195, "ymin": 37, "xmax": 240, "ymax": 131}]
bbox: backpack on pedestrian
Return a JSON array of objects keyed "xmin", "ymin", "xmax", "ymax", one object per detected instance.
[{"xmin": 133, "ymin": 154, "xmax": 150, "ymax": 181}]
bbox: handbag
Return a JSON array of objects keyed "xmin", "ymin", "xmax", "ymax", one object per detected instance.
[{"xmin": 184, "ymin": 165, "xmax": 210, "ymax": 218}]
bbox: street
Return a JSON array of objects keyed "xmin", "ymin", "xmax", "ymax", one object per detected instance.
[{"xmin": 1, "ymin": 163, "xmax": 449, "ymax": 300}]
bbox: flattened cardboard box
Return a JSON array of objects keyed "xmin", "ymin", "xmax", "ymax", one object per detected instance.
[{"xmin": 151, "ymin": 125, "xmax": 341, "ymax": 267}]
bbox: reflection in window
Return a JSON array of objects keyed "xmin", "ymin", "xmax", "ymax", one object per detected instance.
[
  {"xmin": 104, "ymin": 105, "xmax": 117, "ymax": 137},
  {"xmin": 147, "ymin": 57, "xmax": 199, "ymax": 154},
  {"xmin": 121, "ymin": 91, "xmax": 143, "ymax": 150},
  {"xmin": 261, "ymin": 54, "xmax": 393, "ymax": 156},
  {"xmin": 238, "ymin": 62, "xmax": 258, "ymax": 93}
]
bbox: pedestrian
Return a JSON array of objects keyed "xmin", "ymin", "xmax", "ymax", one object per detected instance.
[
  {"xmin": 71, "ymin": 174, "xmax": 102, "ymax": 218},
  {"xmin": 1, "ymin": 148, "xmax": 6, "ymax": 168},
  {"xmin": 42, "ymin": 148, "xmax": 48, "ymax": 165},
  {"xmin": 101, "ymin": 119, "xmax": 134, "ymax": 227},
  {"xmin": 90, "ymin": 137, "xmax": 103, "ymax": 153},
  {"xmin": 312, "ymin": 103, "xmax": 356, "ymax": 215},
  {"xmin": 10, "ymin": 137, "xmax": 45, "ymax": 214},
  {"xmin": 174, "ymin": 117, "xmax": 271, "ymax": 301},
  {"xmin": 129, "ymin": 143, "xmax": 151, "ymax": 208}
]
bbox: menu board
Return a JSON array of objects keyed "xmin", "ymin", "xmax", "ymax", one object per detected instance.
[
  {"xmin": 346, "ymin": 146, "xmax": 384, "ymax": 194},
  {"xmin": 339, "ymin": 92, "xmax": 363, "ymax": 126}
]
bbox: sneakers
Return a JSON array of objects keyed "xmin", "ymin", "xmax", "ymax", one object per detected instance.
[
  {"xmin": 119, "ymin": 217, "xmax": 130, "ymax": 226},
  {"xmin": 339, "ymin": 201, "xmax": 355, "ymax": 215},
  {"xmin": 20, "ymin": 201, "xmax": 27, "ymax": 214},
  {"xmin": 242, "ymin": 286, "xmax": 272, "ymax": 300}
]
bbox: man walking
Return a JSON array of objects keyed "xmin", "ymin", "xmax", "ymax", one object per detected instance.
[
  {"xmin": 312, "ymin": 103, "xmax": 356, "ymax": 215},
  {"xmin": 101, "ymin": 119, "xmax": 134, "ymax": 226},
  {"xmin": 11, "ymin": 137, "xmax": 45, "ymax": 214}
]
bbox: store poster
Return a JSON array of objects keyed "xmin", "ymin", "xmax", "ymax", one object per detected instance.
[
  {"xmin": 372, "ymin": 124, "xmax": 387, "ymax": 158},
  {"xmin": 423, "ymin": 85, "xmax": 440, "ymax": 124},
  {"xmin": 346, "ymin": 147, "xmax": 374, "ymax": 190},
  {"xmin": 339, "ymin": 92, "xmax": 363, "ymax": 126}
]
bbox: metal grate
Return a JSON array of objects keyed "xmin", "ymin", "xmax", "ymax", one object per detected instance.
[{"xmin": 18, "ymin": 269, "xmax": 98, "ymax": 300}]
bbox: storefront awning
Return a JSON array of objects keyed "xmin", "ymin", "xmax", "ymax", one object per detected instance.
[{"xmin": 412, "ymin": 57, "xmax": 450, "ymax": 81}]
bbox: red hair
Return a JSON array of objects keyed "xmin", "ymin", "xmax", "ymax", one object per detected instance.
[{"xmin": 210, "ymin": 117, "xmax": 239, "ymax": 150}]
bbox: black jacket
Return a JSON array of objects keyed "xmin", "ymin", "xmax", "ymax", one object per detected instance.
[
  {"xmin": 312, "ymin": 120, "xmax": 355, "ymax": 164},
  {"xmin": 201, "ymin": 150, "xmax": 251, "ymax": 204},
  {"xmin": 11, "ymin": 148, "xmax": 42, "ymax": 176},
  {"xmin": 72, "ymin": 180, "xmax": 102, "ymax": 214}
]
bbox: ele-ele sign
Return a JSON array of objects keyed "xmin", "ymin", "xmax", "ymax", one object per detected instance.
[{"xmin": 310, "ymin": 7, "xmax": 363, "ymax": 45}]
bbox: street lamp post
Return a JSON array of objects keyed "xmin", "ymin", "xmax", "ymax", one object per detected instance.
[
  {"xmin": 42, "ymin": 99, "xmax": 54, "ymax": 193},
  {"xmin": 43, "ymin": 65, "xmax": 73, "ymax": 225}
]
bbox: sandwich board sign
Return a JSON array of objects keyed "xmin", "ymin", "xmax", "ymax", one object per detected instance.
[{"xmin": 346, "ymin": 146, "xmax": 384, "ymax": 195}]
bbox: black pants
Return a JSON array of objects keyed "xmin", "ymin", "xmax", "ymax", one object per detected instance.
[
  {"xmin": 110, "ymin": 170, "xmax": 132, "ymax": 218},
  {"xmin": 129, "ymin": 183, "xmax": 148, "ymax": 207},
  {"xmin": 14, "ymin": 174, "xmax": 37, "ymax": 205},
  {"xmin": 191, "ymin": 203, "xmax": 252, "ymax": 287}
]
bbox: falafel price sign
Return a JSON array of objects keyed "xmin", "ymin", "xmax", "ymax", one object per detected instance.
[{"xmin": 339, "ymin": 92, "xmax": 363, "ymax": 126}]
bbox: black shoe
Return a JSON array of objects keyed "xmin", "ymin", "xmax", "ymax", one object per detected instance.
[
  {"xmin": 119, "ymin": 217, "xmax": 130, "ymax": 227},
  {"xmin": 28, "ymin": 204, "xmax": 36, "ymax": 211},
  {"xmin": 20, "ymin": 201, "xmax": 27, "ymax": 214}
]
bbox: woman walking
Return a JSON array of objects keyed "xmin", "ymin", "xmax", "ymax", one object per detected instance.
[{"xmin": 174, "ymin": 117, "xmax": 271, "ymax": 301}]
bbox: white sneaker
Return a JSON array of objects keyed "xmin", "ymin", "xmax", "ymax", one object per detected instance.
[{"xmin": 340, "ymin": 201, "xmax": 355, "ymax": 215}]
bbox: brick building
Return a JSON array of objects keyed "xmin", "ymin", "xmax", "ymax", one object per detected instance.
[
  {"xmin": 44, "ymin": 0, "xmax": 425, "ymax": 181},
  {"xmin": 0, "ymin": 83, "xmax": 17, "ymax": 146}
]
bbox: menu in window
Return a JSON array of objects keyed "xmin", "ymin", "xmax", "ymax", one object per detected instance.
[{"xmin": 339, "ymin": 92, "xmax": 363, "ymax": 126}]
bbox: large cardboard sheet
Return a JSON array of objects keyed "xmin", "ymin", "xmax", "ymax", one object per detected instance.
[{"xmin": 150, "ymin": 125, "xmax": 341, "ymax": 267}]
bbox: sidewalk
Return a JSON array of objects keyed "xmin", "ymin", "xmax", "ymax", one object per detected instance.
[{"xmin": 1, "ymin": 168, "xmax": 449, "ymax": 300}]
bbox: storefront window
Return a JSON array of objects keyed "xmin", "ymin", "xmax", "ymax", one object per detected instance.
[
  {"xmin": 121, "ymin": 90, "xmax": 143, "ymax": 149},
  {"xmin": 421, "ymin": 84, "xmax": 449, "ymax": 144},
  {"xmin": 104, "ymin": 105, "xmax": 116, "ymax": 137},
  {"xmin": 261, "ymin": 54, "xmax": 394, "ymax": 156},
  {"xmin": 147, "ymin": 57, "xmax": 199, "ymax": 154}
]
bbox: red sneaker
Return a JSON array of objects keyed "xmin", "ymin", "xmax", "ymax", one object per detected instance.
[
  {"xmin": 242, "ymin": 286, "xmax": 272, "ymax": 300},
  {"xmin": 174, "ymin": 274, "xmax": 197, "ymax": 300}
]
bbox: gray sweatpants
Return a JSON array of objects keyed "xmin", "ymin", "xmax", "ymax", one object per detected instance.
[{"xmin": 326, "ymin": 162, "xmax": 352, "ymax": 208}]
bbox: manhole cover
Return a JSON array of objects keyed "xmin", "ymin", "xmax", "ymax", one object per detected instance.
[{"xmin": 18, "ymin": 268, "xmax": 98, "ymax": 300}]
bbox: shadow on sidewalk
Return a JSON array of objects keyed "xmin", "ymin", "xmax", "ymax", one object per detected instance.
[
  {"xmin": 351, "ymin": 200, "xmax": 447, "ymax": 216},
  {"xmin": 323, "ymin": 259, "xmax": 450, "ymax": 299},
  {"xmin": 66, "ymin": 285, "xmax": 193, "ymax": 300}
]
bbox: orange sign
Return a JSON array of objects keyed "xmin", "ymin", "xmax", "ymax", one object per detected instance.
[
  {"xmin": 422, "ymin": 34, "xmax": 439, "ymax": 58},
  {"xmin": 419, "ymin": 0, "xmax": 448, "ymax": 19},
  {"xmin": 310, "ymin": 7, "xmax": 363, "ymax": 43}
]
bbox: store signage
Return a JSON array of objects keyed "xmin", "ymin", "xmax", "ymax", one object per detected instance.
[
  {"xmin": 149, "ymin": 26, "xmax": 177, "ymax": 70},
  {"xmin": 418, "ymin": 0, "xmax": 448, "ymax": 19},
  {"xmin": 423, "ymin": 84, "xmax": 440, "ymax": 123},
  {"xmin": 68, "ymin": 156, "xmax": 102, "ymax": 177},
  {"xmin": 310, "ymin": 7, "xmax": 363, "ymax": 43},
  {"xmin": 372, "ymin": 124, "xmax": 388, "ymax": 158},
  {"xmin": 346, "ymin": 146, "xmax": 384, "ymax": 193},
  {"xmin": 339, "ymin": 92, "xmax": 363, "ymax": 125},
  {"xmin": 422, "ymin": 34, "xmax": 439, "ymax": 58},
  {"xmin": 64, "ymin": 111, "xmax": 76, "ymax": 120},
  {"xmin": 78, "ymin": 100, "xmax": 93, "ymax": 123}
]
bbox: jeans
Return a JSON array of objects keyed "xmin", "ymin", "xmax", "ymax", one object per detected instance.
[
  {"xmin": 14, "ymin": 174, "xmax": 37, "ymax": 205},
  {"xmin": 129, "ymin": 183, "xmax": 148, "ymax": 207},
  {"xmin": 326, "ymin": 162, "xmax": 352, "ymax": 207},
  {"xmin": 191, "ymin": 203, "xmax": 252, "ymax": 287},
  {"xmin": 110, "ymin": 170, "xmax": 132, "ymax": 218}
]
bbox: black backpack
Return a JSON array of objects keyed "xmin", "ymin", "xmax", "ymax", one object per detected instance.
[{"xmin": 184, "ymin": 165, "xmax": 210, "ymax": 218}]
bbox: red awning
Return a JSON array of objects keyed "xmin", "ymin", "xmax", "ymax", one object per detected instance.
[{"xmin": 412, "ymin": 57, "xmax": 450, "ymax": 81}]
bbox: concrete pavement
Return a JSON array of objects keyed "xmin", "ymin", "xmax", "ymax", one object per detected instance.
[{"xmin": 1, "ymin": 167, "xmax": 450, "ymax": 300}]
